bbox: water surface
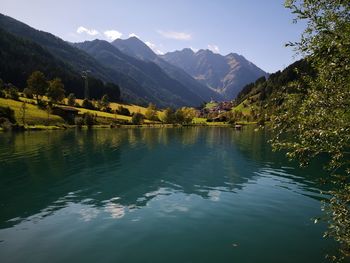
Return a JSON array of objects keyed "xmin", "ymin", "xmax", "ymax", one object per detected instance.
[{"xmin": 0, "ymin": 127, "xmax": 336, "ymax": 262}]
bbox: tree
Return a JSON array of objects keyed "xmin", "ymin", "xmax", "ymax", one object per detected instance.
[
  {"xmin": 131, "ymin": 112, "xmax": 144, "ymax": 125},
  {"xmin": 272, "ymin": 1, "xmax": 350, "ymax": 260},
  {"xmin": 82, "ymin": 99, "xmax": 95, "ymax": 110},
  {"xmin": 99, "ymin": 94, "xmax": 110, "ymax": 111},
  {"xmin": 19, "ymin": 102, "xmax": 27, "ymax": 125},
  {"xmin": 23, "ymin": 88, "xmax": 33, "ymax": 99},
  {"xmin": 26, "ymin": 71, "xmax": 48, "ymax": 104},
  {"xmin": 67, "ymin": 93, "xmax": 76, "ymax": 106},
  {"xmin": 7, "ymin": 85, "xmax": 19, "ymax": 100},
  {"xmin": 47, "ymin": 78, "xmax": 65, "ymax": 104},
  {"xmin": 180, "ymin": 107, "xmax": 197, "ymax": 124},
  {"xmin": 160, "ymin": 108, "xmax": 175, "ymax": 124},
  {"xmin": 145, "ymin": 103, "xmax": 158, "ymax": 121},
  {"xmin": 116, "ymin": 106, "xmax": 130, "ymax": 116},
  {"xmin": 83, "ymin": 112, "xmax": 95, "ymax": 128}
]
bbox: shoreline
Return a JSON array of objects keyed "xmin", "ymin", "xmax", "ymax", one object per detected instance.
[{"xmin": 0, "ymin": 122, "xmax": 256, "ymax": 132}]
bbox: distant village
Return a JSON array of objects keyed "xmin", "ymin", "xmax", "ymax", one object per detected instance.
[{"xmin": 199, "ymin": 100, "xmax": 234, "ymax": 118}]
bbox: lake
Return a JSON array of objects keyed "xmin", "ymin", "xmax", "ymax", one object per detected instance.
[{"xmin": 0, "ymin": 127, "xmax": 336, "ymax": 263}]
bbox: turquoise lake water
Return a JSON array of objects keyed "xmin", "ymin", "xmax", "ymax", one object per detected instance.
[{"xmin": 0, "ymin": 127, "xmax": 338, "ymax": 262}]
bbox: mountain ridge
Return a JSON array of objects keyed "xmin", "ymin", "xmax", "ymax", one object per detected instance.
[{"xmin": 161, "ymin": 48, "xmax": 268, "ymax": 99}]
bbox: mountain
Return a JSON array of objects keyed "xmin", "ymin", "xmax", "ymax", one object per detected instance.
[
  {"xmin": 0, "ymin": 13, "xmax": 145, "ymax": 103},
  {"xmin": 0, "ymin": 14, "xmax": 209, "ymax": 107},
  {"xmin": 235, "ymin": 59, "xmax": 312, "ymax": 107},
  {"xmin": 74, "ymin": 39, "xmax": 205, "ymax": 107},
  {"xmin": 112, "ymin": 37, "xmax": 223, "ymax": 102},
  {"xmin": 0, "ymin": 27, "xmax": 121, "ymax": 100},
  {"xmin": 161, "ymin": 48, "xmax": 268, "ymax": 99}
]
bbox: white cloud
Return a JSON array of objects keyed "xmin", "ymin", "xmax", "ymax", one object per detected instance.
[
  {"xmin": 190, "ymin": 46, "xmax": 199, "ymax": 52},
  {"xmin": 104, "ymin": 30, "xmax": 123, "ymax": 41},
  {"xmin": 128, "ymin": 33, "xmax": 139, "ymax": 38},
  {"xmin": 208, "ymin": 44, "xmax": 220, "ymax": 53},
  {"xmin": 145, "ymin": 41, "xmax": 164, "ymax": 55},
  {"xmin": 157, "ymin": 30, "xmax": 192, "ymax": 41},
  {"xmin": 76, "ymin": 26, "xmax": 99, "ymax": 36}
]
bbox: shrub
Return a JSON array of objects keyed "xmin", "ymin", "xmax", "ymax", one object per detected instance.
[
  {"xmin": 7, "ymin": 86, "xmax": 19, "ymax": 100},
  {"xmin": 83, "ymin": 113, "xmax": 95, "ymax": 127},
  {"xmin": 160, "ymin": 108, "xmax": 175, "ymax": 123},
  {"xmin": 0, "ymin": 106, "xmax": 16, "ymax": 123},
  {"xmin": 82, "ymin": 99, "xmax": 95, "ymax": 110},
  {"xmin": 67, "ymin": 93, "xmax": 76, "ymax": 106},
  {"xmin": 37, "ymin": 100, "xmax": 47, "ymax": 109},
  {"xmin": 116, "ymin": 106, "xmax": 130, "ymax": 116},
  {"xmin": 145, "ymin": 103, "xmax": 158, "ymax": 121},
  {"xmin": 0, "ymin": 117, "xmax": 13, "ymax": 131},
  {"xmin": 23, "ymin": 88, "xmax": 33, "ymax": 99},
  {"xmin": 74, "ymin": 116, "xmax": 84, "ymax": 128},
  {"xmin": 131, "ymin": 112, "xmax": 144, "ymax": 125}
]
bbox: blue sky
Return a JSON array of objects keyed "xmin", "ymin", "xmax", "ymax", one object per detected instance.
[{"xmin": 1, "ymin": 0, "xmax": 305, "ymax": 72}]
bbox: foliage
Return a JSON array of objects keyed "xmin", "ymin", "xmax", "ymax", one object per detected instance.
[
  {"xmin": 19, "ymin": 102, "xmax": 27, "ymax": 125},
  {"xmin": 175, "ymin": 107, "xmax": 197, "ymax": 124},
  {"xmin": 74, "ymin": 116, "xmax": 84, "ymax": 128},
  {"xmin": 0, "ymin": 105, "xmax": 16, "ymax": 123},
  {"xmin": 82, "ymin": 99, "xmax": 95, "ymax": 110},
  {"xmin": 26, "ymin": 71, "xmax": 48, "ymax": 102},
  {"xmin": 0, "ymin": 27, "xmax": 121, "ymax": 101},
  {"xmin": 160, "ymin": 108, "xmax": 175, "ymax": 124},
  {"xmin": 131, "ymin": 112, "xmax": 144, "ymax": 125},
  {"xmin": 7, "ymin": 85, "xmax": 19, "ymax": 100},
  {"xmin": 23, "ymin": 88, "xmax": 33, "ymax": 99},
  {"xmin": 47, "ymin": 78, "xmax": 65, "ymax": 103},
  {"xmin": 272, "ymin": 1, "xmax": 350, "ymax": 260},
  {"xmin": 67, "ymin": 93, "xmax": 76, "ymax": 106},
  {"xmin": 145, "ymin": 103, "xmax": 158, "ymax": 121},
  {"xmin": 83, "ymin": 113, "xmax": 95, "ymax": 127},
  {"xmin": 116, "ymin": 106, "xmax": 130, "ymax": 116},
  {"xmin": 98, "ymin": 94, "xmax": 110, "ymax": 111}
]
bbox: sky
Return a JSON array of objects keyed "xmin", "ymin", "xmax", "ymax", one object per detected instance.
[{"xmin": 0, "ymin": 0, "xmax": 305, "ymax": 72}]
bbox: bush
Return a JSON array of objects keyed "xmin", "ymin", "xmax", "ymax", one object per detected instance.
[
  {"xmin": 0, "ymin": 117, "xmax": 13, "ymax": 131},
  {"xmin": 37, "ymin": 100, "xmax": 47, "ymax": 109},
  {"xmin": 74, "ymin": 116, "xmax": 84, "ymax": 128},
  {"xmin": 83, "ymin": 113, "xmax": 95, "ymax": 127},
  {"xmin": 7, "ymin": 86, "xmax": 19, "ymax": 100},
  {"xmin": 116, "ymin": 106, "xmax": 130, "ymax": 116},
  {"xmin": 0, "ymin": 90, "xmax": 5, "ymax": 98},
  {"xmin": 23, "ymin": 88, "xmax": 33, "ymax": 99},
  {"xmin": 67, "ymin": 93, "xmax": 76, "ymax": 106},
  {"xmin": 160, "ymin": 108, "xmax": 175, "ymax": 123},
  {"xmin": 131, "ymin": 112, "xmax": 144, "ymax": 125},
  {"xmin": 0, "ymin": 106, "xmax": 16, "ymax": 123},
  {"xmin": 145, "ymin": 103, "xmax": 158, "ymax": 121},
  {"xmin": 82, "ymin": 99, "xmax": 95, "ymax": 110}
]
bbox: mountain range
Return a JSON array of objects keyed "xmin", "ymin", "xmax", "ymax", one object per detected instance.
[
  {"xmin": 0, "ymin": 13, "xmax": 267, "ymax": 107},
  {"xmin": 161, "ymin": 48, "xmax": 268, "ymax": 99}
]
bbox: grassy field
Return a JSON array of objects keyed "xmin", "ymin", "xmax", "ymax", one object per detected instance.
[
  {"xmin": 74, "ymin": 98, "xmax": 151, "ymax": 115},
  {"xmin": 0, "ymin": 97, "xmax": 159, "ymax": 126},
  {"xmin": 0, "ymin": 98, "xmax": 64, "ymax": 125},
  {"xmin": 232, "ymin": 99, "xmax": 252, "ymax": 115}
]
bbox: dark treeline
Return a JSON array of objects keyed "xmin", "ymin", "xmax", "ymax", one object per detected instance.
[
  {"xmin": 0, "ymin": 27, "xmax": 120, "ymax": 101},
  {"xmin": 235, "ymin": 59, "xmax": 314, "ymax": 106}
]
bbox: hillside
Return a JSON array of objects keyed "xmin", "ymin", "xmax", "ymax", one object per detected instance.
[
  {"xmin": 235, "ymin": 59, "xmax": 312, "ymax": 106},
  {"xmin": 0, "ymin": 13, "xmax": 212, "ymax": 107},
  {"xmin": 161, "ymin": 48, "xmax": 268, "ymax": 99},
  {"xmin": 0, "ymin": 27, "xmax": 120, "ymax": 100},
  {"xmin": 112, "ymin": 37, "xmax": 223, "ymax": 102},
  {"xmin": 74, "ymin": 39, "xmax": 206, "ymax": 107}
]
